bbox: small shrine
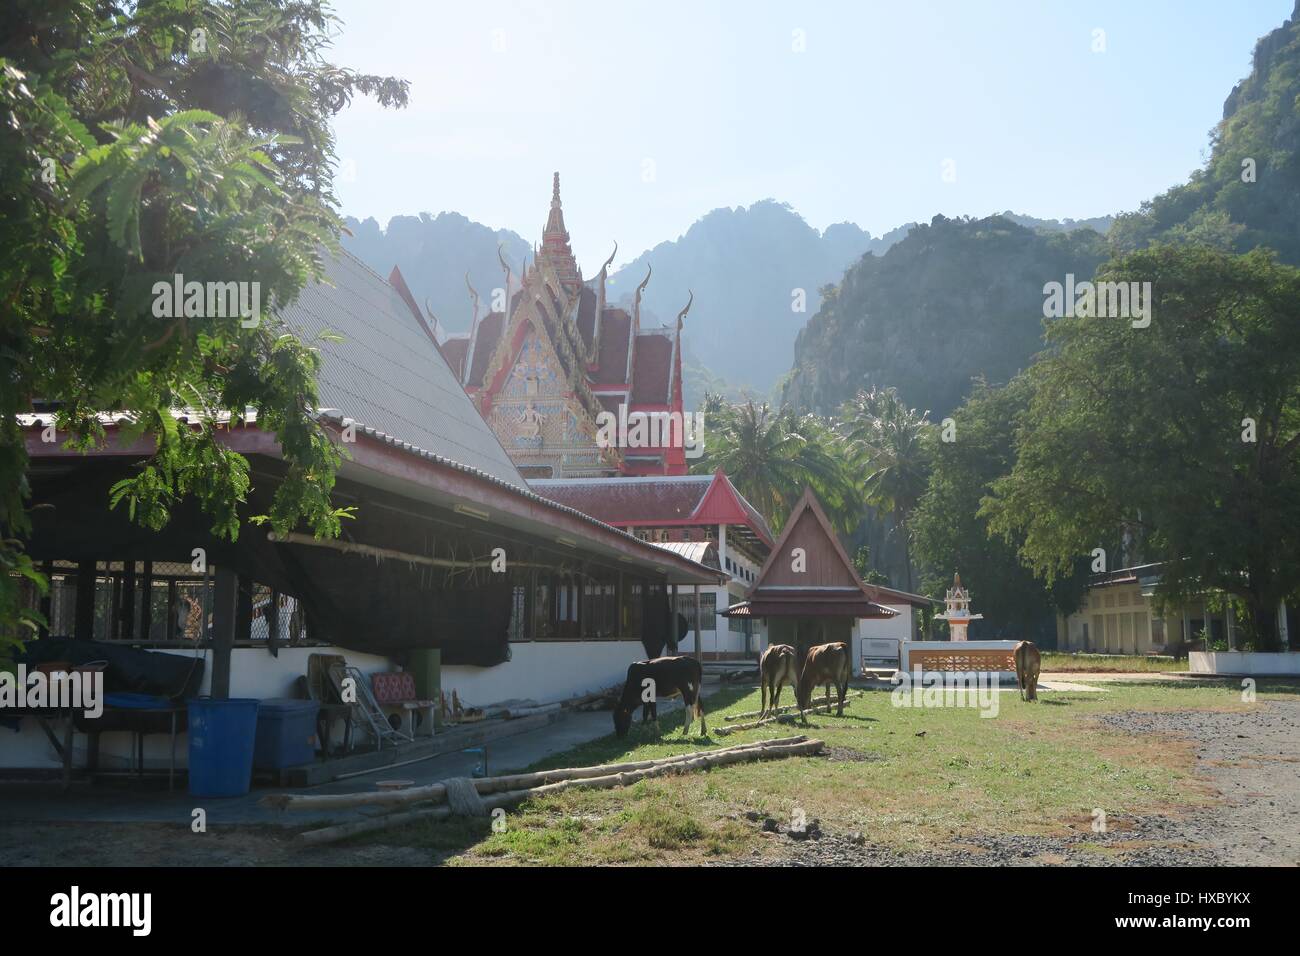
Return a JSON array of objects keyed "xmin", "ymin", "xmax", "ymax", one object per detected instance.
[{"xmin": 935, "ymin": 571, "xmax": 982, "ymax": 642}]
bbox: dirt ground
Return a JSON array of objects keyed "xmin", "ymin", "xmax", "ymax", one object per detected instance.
[{"xmin": 2, "ymin": 698, "xmax": 1297, "ymax": 867}]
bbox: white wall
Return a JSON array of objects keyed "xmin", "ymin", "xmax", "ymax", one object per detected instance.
[
  {"xmin": 444, "ymin": 639, "xmax": 645, "ymax": 705},
  {"xmin": 851, "ymin": 605, "xmax": 914, "ymax": 673}
]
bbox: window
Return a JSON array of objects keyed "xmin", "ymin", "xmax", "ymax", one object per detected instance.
[
  {"xmin": 673, "ymin": 592, "xmax": 717, "ymax": 633},
  {"xmin": 581, "ymin": 568, "xmax": 619, "ymax": 640}
]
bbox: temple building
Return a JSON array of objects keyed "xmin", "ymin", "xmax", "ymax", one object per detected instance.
[
  {"xmin": 411, "ymin": 173, "xmax": 693, "ymax": 480},
  {"xmin": 531, "ymin": 470, "xmax": 776, "ymax": 658}
]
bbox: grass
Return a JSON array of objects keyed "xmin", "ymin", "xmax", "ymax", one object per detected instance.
[
  {"xmin": 1040, "ymin": 652, "xmax": 1184, "ymax": 673},
  {"xmin": 352, "ymin": 676, "xmax": 1299, "ymax": 866}
]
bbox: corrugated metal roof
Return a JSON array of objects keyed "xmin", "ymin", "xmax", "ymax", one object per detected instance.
[
  {"xmin": 653, "ymin": 540, "xmax": 718, "ymax": 567},
  {"xmin": 280, "ymin": 250, "xmax": 528, "ymax": 491}
]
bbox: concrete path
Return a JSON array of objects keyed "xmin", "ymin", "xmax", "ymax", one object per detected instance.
[{"xmin": 0, "ymin": 689, "xmax": 719, "ymax": 828}]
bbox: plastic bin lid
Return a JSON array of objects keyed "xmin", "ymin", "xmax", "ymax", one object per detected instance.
[{"xmin": 257, "ymin": 698, "xmax": 320, "ymax": 715}]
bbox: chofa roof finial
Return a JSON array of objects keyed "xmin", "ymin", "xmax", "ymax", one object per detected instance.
[{"xmin": 676, "ymin": 289, "xmax": 693, "ymax": 331}]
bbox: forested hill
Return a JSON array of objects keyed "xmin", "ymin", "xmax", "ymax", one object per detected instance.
[
  {"xmin": 1108, "ymin": 0, "xmax": 1300, "ymax": 262},
  {"xmin": 780, "ymin": 214, "xmax": 1109, "ymax": 419}
]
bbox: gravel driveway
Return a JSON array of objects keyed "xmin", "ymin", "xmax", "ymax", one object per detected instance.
[{"xmin": 730, "ymin": 698, "xmax": 1300, "ymax": 867}]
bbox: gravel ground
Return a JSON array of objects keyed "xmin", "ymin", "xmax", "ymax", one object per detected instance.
[{"xmin": 721, "ymin": 698, "xmax": 1300, "ymax": 867}]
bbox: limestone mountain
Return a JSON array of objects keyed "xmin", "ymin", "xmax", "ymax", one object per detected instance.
[
  {"xmin": 607, "ymin": 200, "xmax": 912, "ymax": 393},
  {"xmin": 781, "ymin": 214, "xmax": 1110, "ymax": 419},
  {"xmin": 342, "ymin": 212, "xmax": 531, "ymax": 335},
  {"xmin": 1109, "ymin": 0, "xmax": 1300, "ymax": 263}
]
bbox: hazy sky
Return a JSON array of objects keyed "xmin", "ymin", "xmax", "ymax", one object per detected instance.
[{"xmin": 329, "ymin": 0, "xmax": 1293, "ymax": 268}]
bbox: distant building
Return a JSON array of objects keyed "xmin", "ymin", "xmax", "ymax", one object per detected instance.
[
  {"xmin": 1057, "ymin": 562, "xmax": 1294, "ymax": 653},
  {"xmin": 406, "ymin": 173, "xmax": 694, "ymax": 479}
]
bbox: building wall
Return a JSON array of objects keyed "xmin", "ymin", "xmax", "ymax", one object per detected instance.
[
  {"xmin": 1057, "ymin": 584, "xmax": 1239, "ymax": 654},
  {"xmin": 1, "ymin": 639, "xmax": 641, "ymax": 772}
]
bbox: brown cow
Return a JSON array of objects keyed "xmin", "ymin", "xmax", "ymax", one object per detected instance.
[
  {"xmin": 796, "ymin": 642, "xmax": 851, "ymax": 723},
  {"xmin": 613, "ymin": 656, "xmax": 706, "ymax": 738},
  {"xmin": 1014, "ymin": 641, "xmax": 1041, "ymax": 702},
  {"xmin": 759, "ymin": 643, "xmax": 798, "ymax": 718}
]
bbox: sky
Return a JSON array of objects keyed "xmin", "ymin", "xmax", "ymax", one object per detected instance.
[{"xmin": 329, "ymin": 0, "xmax": 1294, "ymax": 269}]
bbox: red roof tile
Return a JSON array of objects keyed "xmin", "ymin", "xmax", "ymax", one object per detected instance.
[
  {"xmin": 630, "ymin": 333, "xmax": 673, "ymax": 404},
  {"xmin": 592, "ymin": 309, "xmax": 631, "ymax": 384},
  {"xmin": 441, "ymin": 337, "xmax": 469, "ymax": 380},
  {"xmin": 576, "ymin": 285, "xmax": 598, "ymax": 352},
  {"xmin": 466, "ymin": 312, "xmax": 506, "ymax": 386}
]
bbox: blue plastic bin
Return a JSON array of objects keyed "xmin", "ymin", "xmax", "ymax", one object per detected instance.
[
  {"xmin": 187, "ymin": 698, "xmax": 260, "ymax": 797},
  {"xmin": 253, "ymin": 698, "xmax": 320, "ymax": 770}
]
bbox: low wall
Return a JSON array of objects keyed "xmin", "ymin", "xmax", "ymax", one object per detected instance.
[
  {"xmin": 1189, "ymin": 651, "xmax": 1300, "ymax": 676},
  {"xmin": 900, "ymin": 640, "xmax": 1022, "ymax": 674}
]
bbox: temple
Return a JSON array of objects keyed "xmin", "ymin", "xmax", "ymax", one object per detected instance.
[{"xmin": 415, "ymin": 173, "xmax": 693, "ymax": 480}]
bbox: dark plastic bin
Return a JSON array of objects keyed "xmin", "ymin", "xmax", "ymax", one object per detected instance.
[
  {"xmin": 188, "ymin": 698, "xmax": 259, "ymax": 797},
  {"xmin": 253, "ymin": 698, "xmax": 320, "ymax": 770}
]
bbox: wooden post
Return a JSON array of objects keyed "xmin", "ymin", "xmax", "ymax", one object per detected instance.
[
  {"xmin": 210, "ymin": 567, "xmax": 237, "ymax": 699},
  {"xmin": 138, "ymin": 560, "xmax": 153, "ymax": 642},
  {"xmin": 74, "ymin": 560, "xmax": 96, "ymax": 640},
  {"xmin": 120, "ymin": 561, "xmax": 135, "ymax": 642},
  {"xmin": 694, "ymin": 584, "xmax": 702, "ymax": 663}
]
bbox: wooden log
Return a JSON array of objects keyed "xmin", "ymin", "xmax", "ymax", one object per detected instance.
[
  {"xmin": 715, "ymin": 697, "xmax": 853, "ymax": 736},
  {"xmin": 482, "ymin": 739, "xmax": 825, "ymax": 809},
  {"xmin": 266, "ymin": 736, "xmax": 810, "ymax": 812},
  {"xmin": 297, "ymin": 739, "xmax": 824, "ymax": 846},
  {"xmin": 725, "ymin": 691, "xmax": 864, "ymax": 722},
  {"xmin": 502, "ymin": 702, "xmax": 563, "ymax": 720}
]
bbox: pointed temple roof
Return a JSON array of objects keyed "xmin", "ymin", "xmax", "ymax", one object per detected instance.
[
  {"xmin": 435, "ymin": 173, "xmax": 690, "ymax": 476},
  {"xmin": 724, "ymin": 488, "xmax": 903, "ymax": 618},
  {"xmin": 530, "ymin": 469, "xmax": 774, "ymax": 553}
]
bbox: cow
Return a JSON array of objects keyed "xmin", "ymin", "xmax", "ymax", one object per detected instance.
[
  {"xmin": 1014, "ymin": 640, "xmax": 1041, "ymax": 702},
  {"xmin": 796, "ymin": 642, "xmax": 851, "ymax": 723},
  {"xmin": 759, "ymin": 643, "xmax": 798, "ymax": 718},
  {"xmin": 613, "ymin": 656, "xmax": 706, "ymax": 738}
]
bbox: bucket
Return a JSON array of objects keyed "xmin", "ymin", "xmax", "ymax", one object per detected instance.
[{"xmin": 188, "ymin": 698, "xmax": 260, "ymax": 797}]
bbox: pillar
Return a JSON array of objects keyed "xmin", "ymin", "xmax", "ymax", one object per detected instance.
[{"xmin": 210, "ymin": 567, "xmax": 237, "ymax": 699}]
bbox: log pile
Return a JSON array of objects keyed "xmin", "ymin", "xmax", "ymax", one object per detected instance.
[{"xmin": 278, "ymin": 735, "xmax": 825, "ymax": 846}]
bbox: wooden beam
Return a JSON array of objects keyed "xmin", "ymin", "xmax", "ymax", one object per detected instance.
[{"xmin": 210, "ymin": 567, "xmax": 237, "ymax": 699}]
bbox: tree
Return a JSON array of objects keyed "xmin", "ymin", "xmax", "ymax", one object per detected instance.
[
  {"xmin": 693, "ymin": 400, "xmax": 855, "ymax": 533},
  {"xmin": 852, "ymin": 544, "xmax": 891, "ymax": 587},
  {"xmin": 984, "ymin": 245, "xmax": 1300, "ymax": 651},
  {"xmin": 0, "ymin": 1, "xmax": 408, "ymax": 658},
  {"xmin": 911, "ymin": 377, "xmax": 1086, "ymax": 642},
  {"xmin": 840, "ymin": 386, "xmax": 931, "ymax": 592}
]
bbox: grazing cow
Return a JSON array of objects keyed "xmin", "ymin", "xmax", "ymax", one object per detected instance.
[
  {"xmin": 759, "ymin": 644, "xmax": 798, "ymax": 718},
  {"xmin": 796, "ymin": 642, "xmax": 851, "ymax": 723},
  {"xmin": 613, "ymin": 656, "xmax": 706, "ymax": 738},
  {"xmin": 1014, "ymin": 641, "xmax": 1041, "ymax": 702}
]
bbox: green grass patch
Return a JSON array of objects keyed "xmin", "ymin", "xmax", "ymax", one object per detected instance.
[
  {"xmin": 355, "ymin": 678, "xmax": 1299, "ymax": 865},
  {"xmin": 1040, "ymin": 652, "xmax": 1184, "ymax": 673}
]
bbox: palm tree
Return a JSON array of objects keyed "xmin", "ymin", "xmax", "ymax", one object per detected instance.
[
  {"xmin": 693, "ymin": 400, "xmax": 855, "ymax": 532},
  {"xmin": 840, "ymin": 387, "xmax": 932, "ymax": 592}
]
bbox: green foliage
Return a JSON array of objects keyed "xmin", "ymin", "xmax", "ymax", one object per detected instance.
[
  {"xmin": 984, "ymin": 246, "xmax": 1300, "ymax": 650},
  {"xmin": 693, "ymin": 399, "xmax": 856, "ymax": 533},
  {"xmin": 839, "ymin": 386, "xmax": 933, "ymax": 592},
  {"xmin": 912, "ymin": 377, "xmax": 1086, "ymax": 641},
  {"xmin": 0, "ymin": 1, "xmax": 407, "ymax": 656}
]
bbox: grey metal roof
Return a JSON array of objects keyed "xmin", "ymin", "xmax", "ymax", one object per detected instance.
[{"xmin": 280, "ymin": 249, "xmax": 528, "ymax": 491}]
